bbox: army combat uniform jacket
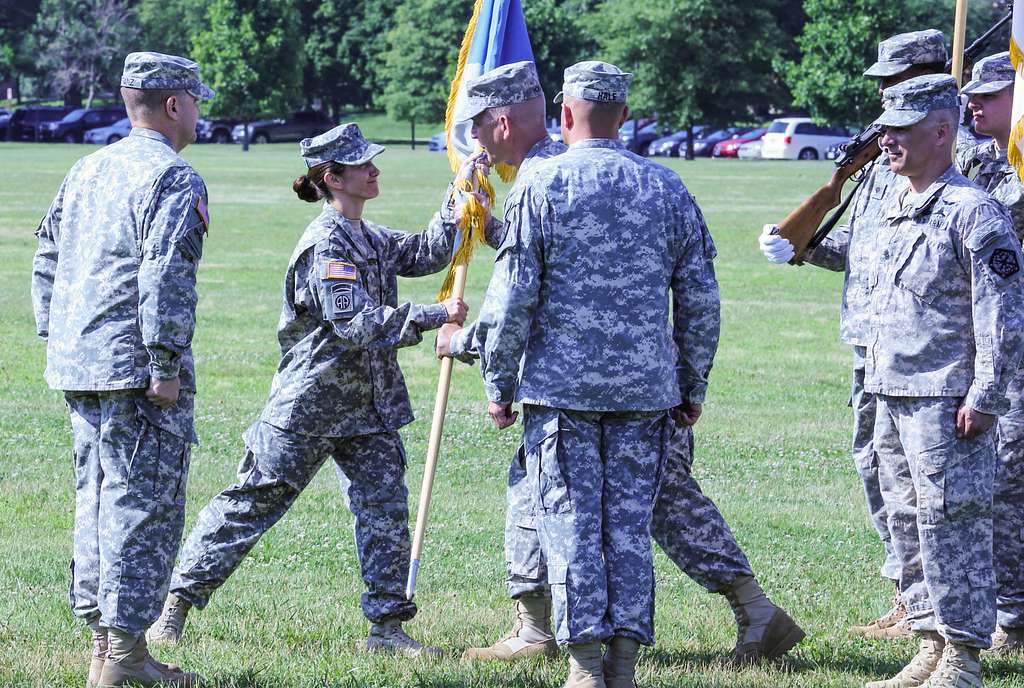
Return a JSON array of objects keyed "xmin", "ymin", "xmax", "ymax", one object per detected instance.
[
  {"xmin": 31, "ymin": 127, "xmax": 208, "ymax": 441},
  {"xmin": 477, "ymin": 138, "xmax": 720, "ymax": 411},
  {"xmin": 259, "ymin": 204, "xmax": 455, "ymax": 437},
  {"xmin": 864, "ymin": 166, "xmax": 1024, "ymax": 414}
]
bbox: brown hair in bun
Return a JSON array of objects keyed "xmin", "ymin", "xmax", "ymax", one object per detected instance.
[{"xmin": 293, "ymin": 161, "xmax": 345, "ymax": 202}]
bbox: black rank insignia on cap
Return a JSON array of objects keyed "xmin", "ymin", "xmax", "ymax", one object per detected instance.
[{"xmin": 989, "ymin": 248, "xmax": 1020, "ymax": 278}]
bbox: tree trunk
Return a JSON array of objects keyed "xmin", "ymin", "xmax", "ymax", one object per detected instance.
[
  {"xmin": 64, "ymin": 84, "xmax": 82, "ymax": 108},
  {"xmin": 685, "ymin": 122, "xmax": 695, "ymax": 160},
  {"xmin": 411, "ymin": 118, "xmax": 416, "ymax": 150},
  {"xmin": 243, "ymin": 122, "xmax": 250, "ymax": 152}
]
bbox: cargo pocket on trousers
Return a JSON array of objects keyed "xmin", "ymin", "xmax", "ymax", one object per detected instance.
[
  {"xmin": 917, "ymin": 440, "xmax": 992, "ymax": 525},
  {"xmin": 129, "ymin": 414, "xmax": 189, "ymax": 506},
  {"xmin": 526, "ymin": 414, "xmax": 572, "ymax": 515}
]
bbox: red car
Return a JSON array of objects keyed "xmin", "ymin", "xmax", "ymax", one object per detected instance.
[{"xmin": 712, "ymin": 128, "xmax": 767, "ymax": 158}]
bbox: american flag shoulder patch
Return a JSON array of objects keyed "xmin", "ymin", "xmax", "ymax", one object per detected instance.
[{"xmin": 325, "ymin": 260, "xmax": 358, "ymax": 280}]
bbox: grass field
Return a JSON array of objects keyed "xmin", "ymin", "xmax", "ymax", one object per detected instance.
[{"xmin": 1, "ymin": 141, "xmax": 1020, "ymax": 688}]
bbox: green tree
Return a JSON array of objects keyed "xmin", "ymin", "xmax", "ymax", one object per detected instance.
[
  {"xmin": 588, "ymin": 0, "xmax": 788, "ymax": 157},
  {"xmin": 304, "ymin": 0, "xmax": 397, "ymax": 115},
  {"xmin": 379, "ymin": 0, "xmax": 473, "ymax": 144},
  {"xmin": 524, "ymin": 0, "xmax": 597, "ymax": 112},
  {"xmin": 30, "ymin": 0, "xmax": 139, "ymax": 107},
  {"xmin": 0, "ymin": 0, "xmax": 42, "ymax": 100},
  {"xmin": 191, "ymin": 0, "xmax": 304, "ymax": 150},
  {"xmin": 136, "ymin": 0, "xmax": 208, "ymax": 57},
  {"xmin": 781, "ymin": 0, "xmax": 1009, "ymax": 127}
]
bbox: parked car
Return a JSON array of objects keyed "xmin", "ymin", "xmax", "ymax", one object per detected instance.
[
  {"xmin": 83, "ymin": 116, "xmax": 132, "ymax": 145},
  {"xmin": 197, "ymin": 118, "xmax": 238, "ymax": 143},
  {"xmin": 761, "ymin": 117, "xmax": 854, "ymax": 160},
  {"xmin": 6, "ymin": 105, "xmax": 73, "ymax": 141},
  {"xmin": 427, "ymin": 131, "xmax": 447, "ymax": 151},
  {"xmin": 619, "ymin": 119, "xmax": 666, "ymax": 155},
  {"xmin": 232, "ymin": 110, "xmax": 334, "ymax": 144},
  {"xmin": 0, "ymin": 108, "xmax": 11, "ymax": 139},
  {"xmin": 713, "ymin": 128, "xmax": 767, "ymax": 158},
  {"xmin": 649, "ymin": 126, "xmax": 708, "ymax": 157},
  {"xmin": 692, "ymin": 127, "xmax": 746, "ymax": 157},
  {"xmin": 41, "ymin": 106, "xmax": 126, "ymax": 143},
  {"xmin": 737, "ymin": 140, "xmax": 763, "ymax": 159}
]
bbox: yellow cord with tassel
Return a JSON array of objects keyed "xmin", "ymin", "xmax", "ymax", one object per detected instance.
[{"xmin": 437, "ymin": 167, "xmax": 496, "ymax": 301}]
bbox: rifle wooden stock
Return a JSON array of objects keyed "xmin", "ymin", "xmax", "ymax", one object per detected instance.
[{"xmin": 777, "ymin": 137, "xmax": 881, "ymax": 262}]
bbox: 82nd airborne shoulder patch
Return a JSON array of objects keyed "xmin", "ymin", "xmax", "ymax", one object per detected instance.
[{"xmin": 989, "ymin": 248, "xmax": 1020, "ymax": 279}]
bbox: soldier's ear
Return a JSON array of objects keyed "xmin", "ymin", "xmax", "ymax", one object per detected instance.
[{"xmin": 619, "ymin": 105, "xmax": 630, "ymax": 129}]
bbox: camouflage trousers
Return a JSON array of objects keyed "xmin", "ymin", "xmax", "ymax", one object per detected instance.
[
  {"xmin": 170, "ymin": 421, "xmax": 417, "ymax": 624},
  {"xmin": 874, "ymin": 395, "xmax": 997, "ymax": 647},
  {"xmin": 522, "ymin": 405, "xmax": 669, "ymax": 646},
  {"xmin": 66, "ymin": 390, "xmax": 192, "ymax": 635},
  {"xmin": 995, "ymin": 372, "xmax": 1024, "ymax": 629},
  {"xmin": 505, "ymin": 422, "xmax": 752, "ymax": 599},
  {"xmin": 852, "ymin": 346, "xmax": 900, "ymax": 581}
]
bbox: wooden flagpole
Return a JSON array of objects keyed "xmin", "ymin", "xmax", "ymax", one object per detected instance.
[
  {"xmin": 406, "ymin": 262, "xmax": 469, "ymax": 600},
  {"xmin": 952, "ymin": 0, "xmax": 969, "ymax": 160}
]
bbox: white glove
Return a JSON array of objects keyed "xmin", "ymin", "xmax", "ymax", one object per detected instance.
[{"xmin": 759, "ymin": 224, "xmax": 795, "ymax": 263}]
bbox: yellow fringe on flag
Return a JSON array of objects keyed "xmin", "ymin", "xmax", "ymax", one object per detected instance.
[
  {"xmin": 436, "ymin": 167, "xmax": 497, "ymax": 301},
  {"xmin": 1009, "ymin": 37, "xmax": 1024, "ymax": 178},
  {"xmin": 445, "ymin": 0, "xmax": 484, "ymax": 173},
  {"xmin": 494, "ymin": 161, "xmax": 518, "ymax": 183}
]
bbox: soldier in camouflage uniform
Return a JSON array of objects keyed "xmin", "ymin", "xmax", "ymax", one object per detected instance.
[
  {"xmin": 31, "ymin": 51, "xmax": 212, "ymax": 688},
  {"xmin": 452, "ymin": 60, "xmax": 716, "ymax": 688},
  {"xmin": 959, "ymin": 52, "xmax": 1024, "ymax": 656},
  {"xmin": 145, "ymin": 123, "xmax": 468, "ymax": 657},
  {"xmin": 760, "ymin": 30, "xmax": 965, "ymax": 640},
  {"xmin": 862, "ymin": 74, "xmax": 1024, "ymax": 688},
  {"xmin": 436, "ymin": 61, "xmax": 803, "ymax": 667}
]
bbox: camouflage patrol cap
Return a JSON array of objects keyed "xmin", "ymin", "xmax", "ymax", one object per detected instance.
[
  {"xmin": 873, "ymin": 74, "xmax": 960, "ymax": 127},
  {"xmin": 300, "ymin": 123, "xmax": 384, "ymax": 168},
  {"xmin": 120, "ymin": 52, "xmax": 215, "ymax": 100},
  {"xmin": 863, "ymin": 29, "xmax": 948, "ymax": 78},
  {"xmin": 961, "ymin": 51, "xmax": 1015, "ymax": 95},
  {"xmin": 454, "ymin": 61, "xmax": 544, "ymax": 123},
  {"xmin": 553, "ymin": 61, "xmax": 633, "ymax": 104}
]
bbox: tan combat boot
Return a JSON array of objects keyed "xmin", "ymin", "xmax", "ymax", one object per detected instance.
[
  {"xmin": 921, "ymin": 643, "xmax": 983, "ymax": 688},
  {"xmin": 146, "ymin": 594, "xmax": 192, "ymax": 646},
  {"xmin": 363, "ymin": 618, "xmax": 442, "ymax": 657},
  {"xmin": 602, "ymin": 636, "xmax": 640, "ymax": 688},
  {"xmin": 463, "ymin": 593, "xmax": 559, "ymax": 661},
  {"xmin": 724, "ymin": 576, "xmax": 805, "ymax": 665},
  {"xmin": 986, "ymin": 626, "xmax": 1024, "ymax": 655},
  {"xmin": 853, "ymin": 586, "xmax": 913, "ymax": 639},
  {"xmin": 86, "ymin": 619, "xmax": 107, "ymax": 688},
  {"xmin": 564, "ymin": 642, "xmax": 605, "ymax": 688},
  {"xmin": 865, "ymin": 631, "xmax": 945, "ymax": 688},
  {"xmin": 96, "ymin": 628, "xmax": 201, "ymax": 687}
]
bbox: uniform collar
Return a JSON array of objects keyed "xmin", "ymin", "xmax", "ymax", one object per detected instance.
[
  {"xmin": 892, "ymin": 164, "xmax": 957, "ymax": 221},
  {"xmin": 322, "ymin": 203, "xmax": 374, "ymax": 259},
  {"xmin": 568, "ymin": 138, "xmax": 624, "ymax": 151},
  {"xmin": 129, "ymin": 127, "xmax": 174, "ymax": 149}
]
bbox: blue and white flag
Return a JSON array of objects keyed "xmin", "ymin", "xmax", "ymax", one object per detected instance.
[{"xmin": 446, "ymin": 0, "xmax": 535, "ymax": 171}]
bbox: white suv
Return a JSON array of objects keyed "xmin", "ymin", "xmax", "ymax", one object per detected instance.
[{"xmin": 761, "ymin": 117, "xmax": 852, "ymax": 160}]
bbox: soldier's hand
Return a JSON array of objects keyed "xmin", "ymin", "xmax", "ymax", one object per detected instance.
[
  {"xmin": 759, "ymin": 224, "xmax": 795, "ymax": 264},
  {"xmin": 670, "ymin": 401, "xmax": 702, "ymax": 427},
  {"xmin": 435, "ymin": 323, "xmax": 460, "ymax": 358},
  {"xmin": 956, "ymin": 405, "xmax": 996, "ymax": 439},
  {"xmin": 146, "ymin": 376, "xmax": 181, "ymax": 410},
  {"xmin": 459, "ymin": 149, "xmax": 491, "ymax": 183},
  {"xmin": 442, "ymin": 297, "xmax": 469, "ymax": 325},
  {"xmin": 488, "ymin": 401, "xmax": 519, "ymax": 430}
]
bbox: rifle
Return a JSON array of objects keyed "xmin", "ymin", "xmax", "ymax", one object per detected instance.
[{"xmin": 776, "ymin": 9, "xmax": 1012, "ymax": 263}]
